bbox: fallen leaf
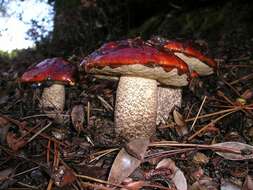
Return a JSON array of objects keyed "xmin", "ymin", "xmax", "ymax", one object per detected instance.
[
  {"xmin": 241, "ymin": 89, "xmax": 253, "ymax": 100},
  {"xmin": 192, "ymin": 152, "xmax": 209, "ymax": 165},
  {"xmin": 6, "ymin": 132, "xmax": 27, "ymax": 151},
  {"xmin": 0, "ymin": 168, "xmax": 14, "ymax": 180},
  {"xmin": 190, "ymin": 176, "xmax": 218, "ymax": 190},
  {"xmin": 71, "ymin": 104, "xmax": 85, "ymax": 133},
  {"xmin": 108, "ymin": 138, "xmax": 149, "ymax": 185},
  {"xmin": 191, "ymin": 167, "xmax": 204, "ymax": 181},
  {"xmin": 122, "ymin": 179, "xmax": 145, "ymax": 190},
  {"xmin": 220, "ymin": 180, "xmax": 240, "ymax": 190},
  {"xmin": 52, "ymin": 165, "xmax": 76, "ymax": 187},
  {"xmin": 242, "ymin": 175, "xmax": 253, "ymax": 190},
  {"xmin": 0, "ymin": 168, "xmax": 16, "ymax": 189},
  {"xmin": 173, "ymin": 109, "xmax": 188, "ymax": 136},
  {"xmin": 212, "ymin": 142, "xmax": 253, "ymax": 160},
  {"xmin": 155, "ymin": 158, "xmax": 187, "ymax": 190},
  {"xmin": 125, "ymin": 138, "xmax": 150, "ymax": 160},
  {"xmin": 173, "ymin": 109, "xmax": 186, "ymax": 128},
  {"xmin": 0, "ymin": 116, "xmax": 10, "ymax": 144}
]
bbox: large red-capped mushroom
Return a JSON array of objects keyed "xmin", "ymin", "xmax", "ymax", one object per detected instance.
[
  {"xmin": 82, "ymin": 38, "xmax": 217, "ymax": 185},
  {"xmin": 82, "ymin": 38, "xmax": 192, "ymax": 185},
  {"xmin": 82, "ymin": 38, "xmax": 191, "ymax": 141},
  {"xmin": 20, "ymin": 57, "xmax": 77, "ymax": 120}
]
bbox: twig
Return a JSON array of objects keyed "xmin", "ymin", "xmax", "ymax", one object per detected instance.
[
  {"xmin": 185, "ymin": 107, "xmax": 240, "ymax": 122},
  {"xmin": 97, "ymin": 95, "xmax": 113, "ymax": 111},
  {"xmin": 150, "ymin": 141, "xmax": 241, "ymax": 154},
  {"xmin": 219, "ymin": 77, "xmax": 241, "ymax": 96},
  {"xmin": 0, "ymin": 114, "xmax": 66, "ymax": 146},
  {"xmin": 218, "ymin": 90, "xmax": 253, "ymax": 117},
  {"xmin": 76, "ymin": 174, "xmax": 124, "ymax": 188},
  {"xmin": 22, "ymin": 113, "xmax": 70, "ymax": 120},
  {"xmin": 229, "ymin": 73, "xmax": 253, "ymax": 85},
  {"xmin": 187, "ymin": 110, "xmax": 237, "ymax": 141},
  {"xmin": 89, "ymin": 148, "xmax": 119, "ymax": 163},
  {"xmin": 190, "ymin": 96, "xmax": 207, "ymax": 130},
  {"xmin": 13, "ymin": 166, "xmax": 40, "ymax": 178},
  {"xmin": 87, "ymin": 101, "xmax": 90, "ymax": 126},
  {"xmin": 27, "ymin": 122, "xmax": 52, "ymax": 143},
  {"xmin": 145, "ymin": 147, "xmax": 196, "ymax": 160}
]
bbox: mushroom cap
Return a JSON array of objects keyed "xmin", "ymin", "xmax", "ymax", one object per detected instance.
[
  {"xmin": 81, "ymin": 38, "xmax": 191, "ymax": 86},
  {"xmin": 20, "ymin": 57, "xmax": 77, "ymax": 85},
  {"xmin": 148, "ymin": 37, "xmax": 217, "ymax": 76}
]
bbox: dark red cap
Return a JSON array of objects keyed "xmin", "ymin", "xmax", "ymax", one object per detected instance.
[
  {"xmin": 148, "ymin": 37, "xmax": 217, "ymax": 76},
  {"xmin": 81, "ymin": 38, "xmax": 191, "ymax": 86}
]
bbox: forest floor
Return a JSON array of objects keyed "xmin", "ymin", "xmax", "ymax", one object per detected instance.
[{"xmin": 1, "ymin": 4, "xmax": 253, "ymax": 189}]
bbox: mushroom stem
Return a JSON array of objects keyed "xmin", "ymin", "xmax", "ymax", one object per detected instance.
[
  {"xmin": 156, "ymin": 87, "xmax": 182, "ymax": 124},
  {"xmin": 41, "ymin": 83, "xmax": 65, "ymax": 118},
  {"xmin": 115, "ymin": 76, "xmax": 157, "ymax": 141}
]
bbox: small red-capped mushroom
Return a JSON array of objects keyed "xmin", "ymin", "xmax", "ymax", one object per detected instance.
[
  {"xmin": 20, "ymin": 58, "xmax": 77, "ymax": 120},
  {"xmin": 81, "ymin": 38, "xmax": 191, "ymax": 141},
  {"xmin": 148, "ymin": 36, "xmax": 217, "ymax": 76}
]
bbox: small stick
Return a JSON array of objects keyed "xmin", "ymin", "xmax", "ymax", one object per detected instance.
[
  {"xmin": 47, "ymin": 140, "xmax": 51, "ymax": 165},
  {"xmin": 186, "ymin": 107, "xmax": 239, "ymax": 122},
  {"xmin": 87, "ymin": 101, "xmax": 90, "ymax": 126},
  {"xmin": 22, "ymin": 113, "xmax": 70, "ymax": 120},
  {"xmin": 190, "ymin": 96, "xmax": 207, "ymax": 130},
  {"xmin": 97, "ymin": 95, "xmax": 113, "ymax": 111},
  {"xmin": 13, "ymin": 166, "xmax": 41, "ymax": 178},
  {"xmin": 150, "ymin": 141, "xmax": 241, "ymax": 154},
  {"xmin": 229, "ymin": 73, "xmax": 253, "ymax": 85},
  {"xmin": 27, "ymin": 122, "xmax": 52, "ymax": 143},
  {"xmin": 89, "ymin": 148, "xmax": 119, "ymax": 163},
  {"xmin": 188, "ymin": 110, "xmax": 237, "ymax": 141}
]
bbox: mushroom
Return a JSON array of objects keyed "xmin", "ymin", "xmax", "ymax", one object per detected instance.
[
  {"xmin": 81, "ymin": 38, "xmax": 191, "ymax": 141},
  {"xmin": 148, "ymin": 37, "xmax": 217, "ymax": 124},
  {"xmin": 20, "ymin": 57, "xmax": 77, "ymax": 120},
  {"xmin": 82, "ymin": 38, "xmax": 217, "ymax": 185}
]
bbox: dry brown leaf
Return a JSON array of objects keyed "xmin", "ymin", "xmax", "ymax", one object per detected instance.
[
  {"xmin": 192, "ymin": 152, "xmax": 209, "ymax": 165},
  {"xmin": 190, "ymin": 176, "xmax": 218, "ymax": 190},
  {"xmin": 6, "ymin": 132, "xmax": 27, "ymax": 151},
  {"xmin": 122, "ymin": 180, "xmax": 145, "ymax": 190},
  {"xmin": 0, "ymin": 116, "xmax": 10, "ymax": 144},
  {"xmin": 242, "ymin": 176, "xmax": 253, "ymax": 190},
  {"xmin": 212, "ymin": 142, "xmax": 253, "ymax": 160},
  {"xmin": 108, "ymin": 138, "xmax": 149, "ymax": 185},
  {"xmin": 71, "ymin": 104, "xmax": 85, "ymax": 133},
  {"xmin": 241, "ymin": 89, "xmax": 253, "ymax": 100},
  {"xmin": 156, "ymin": 158, "xmax": 187, "ymax": 190},
  {"xmin": 220, "ymin": 180, "xmax": 241, "ymax": 190},
  {"xmin": 0, "ymin": 168, "xmax": 15, "ymax": 189},
  {"xmin": 125, "ymin": 138, "xmax": 150, "ymax": 160},
  {"xmin": 191, "ymin": 167, "xmax": 204, "ymax": 181},
  {"xmin": 52, "ymin": 165, "xmax": 76, "ymax": 187},
  {"xmin": 173, "ymin": 110, "xmax": 188, "ymax": 136}
]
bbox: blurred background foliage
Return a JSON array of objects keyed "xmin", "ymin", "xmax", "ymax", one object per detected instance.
[{"xmin": 0, "ymin": 0, "xmax": 253, "ymax": 70}]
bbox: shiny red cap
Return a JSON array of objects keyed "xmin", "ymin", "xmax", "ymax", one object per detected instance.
[
  {"xmin": 82, "ymin": 38, "xmax": 190, "ymax": 76},
  {"xmin": 163, "ymin": 41, "xmax": 216, "ymax": 68},
  {"xmin": 20, "ymin": 57, "xmax": 76, "ymax": 85},
  {"xmin": 148, "ymin": 37, "xmax": 217, "ymax": 76}
]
